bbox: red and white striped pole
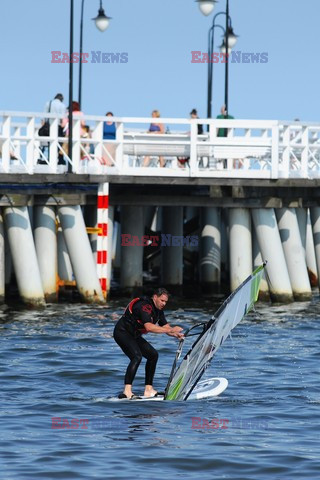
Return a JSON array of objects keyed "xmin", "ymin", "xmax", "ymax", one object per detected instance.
[{"xmin": 97, "ymin": 182, "xmax": 109, "ymax": 299}]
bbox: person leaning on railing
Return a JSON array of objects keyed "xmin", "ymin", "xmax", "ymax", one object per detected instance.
[
  {"xmin": 101, "ymin": 111, "xmax": 116, "ymax": 166},
  {"xmin": 177, "ymin": 108, "xmax": 203, "ymax": 168},
  {"xmin": 37, "ymin": 93, "xmax": 67, "ymax": 165},
  {"xmin": 216, "ymin": 105, "xmax": 238, "ymax": 169},
  {"xmin": 61, "ymin": 101, "xmax": 86, "ymax": 160},
  {"xmin": 216, "ymin": 105, "xmax": 234, "ymax": 138},
  {"xmin": 142, "ymin": 110, "xmax": 165, "ymax": 168}
]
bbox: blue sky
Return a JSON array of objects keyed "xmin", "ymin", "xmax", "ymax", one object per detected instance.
[{"xmin": 1, "ymin": 0, "xmax": 320, "ymax": 122}]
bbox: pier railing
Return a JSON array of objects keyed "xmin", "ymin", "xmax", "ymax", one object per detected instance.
[{"xmin": 1, "ymin": 111, "xmax": 320, "ymax": 179}]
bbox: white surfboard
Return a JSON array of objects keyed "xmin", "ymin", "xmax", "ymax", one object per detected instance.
[
  {"xmin": 188, "ymin": 377, "xmax": 228, "ymax": 400},
  {"xmin": 108, "ymin": 377, "xmax": 228, "ymax": 402}
]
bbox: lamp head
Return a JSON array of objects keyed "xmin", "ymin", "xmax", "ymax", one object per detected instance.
[
  {"xmin": 196, "ymin": 0, "xmax": 217, "ymax": 16},
  {"xmin": 93, "ymin": 6, "xmax": 111, "ymax": 32},
  {"xmin": 225, "ymin": 26, "xmax": 238, "ymax": 48}
]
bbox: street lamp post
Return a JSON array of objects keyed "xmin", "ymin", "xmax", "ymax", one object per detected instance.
[
  {"xmin": 68, "ymin": 0, "xmax": 111, "ymax": 173},
  {"xmin": 68, "ymin": 0, "xmax": 74, "ymax": 173},
  {"xmin": 78, "ymin": 0, "xmax": 85, "ymax": 109},
  {"xmin": 207, "ymin": 13, "xmax": 225, "ymax": 120},
  {"xmin": 225, "ymin": 0, "xmax": 229, "ymax": 115},
  {"xmin": 79, "ymin": 0, "xmax": 111, "ymax": 109},
  {"xmin": 199, "ymin": 0, "xmax": 238, "ymax": 121}
]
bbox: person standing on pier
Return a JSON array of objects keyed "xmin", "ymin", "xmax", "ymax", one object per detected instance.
[
  {"xmin": 113, "ymin": 288, "xmax": 184, "ymax": 399},
  {"xmin": 38, "ymin": 93, "xmax": 67, "ymax": 164},
  {"xmin": 190, "ymin": 108, "xmax": 204, "ymax": 135},
  {"xmin": 216, "ymin": 104, "xmax": 234, "ymax": 138},
  {"xmin": 143, "ymin": 110, "xmax": 166, "ymax": 167}
]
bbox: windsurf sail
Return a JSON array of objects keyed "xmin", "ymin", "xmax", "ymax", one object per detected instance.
[{"xmin": 164, "ymin": 262, "xmax": 267, "ymax": 401}]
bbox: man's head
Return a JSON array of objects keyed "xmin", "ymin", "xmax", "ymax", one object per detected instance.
[
  {"xmin": 221, "ymin": 105, "xmax": 227, "ymax": 115},
  {"xmin": 55, "ymin": 93, "xmax": 64, "ymax": 102},
  {"xmin": 152, "ymin": 287, "xmax": 170, "ymax": 310},
  {"xmin": 190, "ymin": 108, "xmax": 198, "ymax": 118}
]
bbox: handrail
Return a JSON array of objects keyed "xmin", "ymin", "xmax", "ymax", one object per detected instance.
[{"xmin": 1, "ymin": 111, "xmax": 320, "ymax": 178}]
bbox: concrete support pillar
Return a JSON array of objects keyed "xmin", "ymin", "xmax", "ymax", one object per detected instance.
[
  {"xmin": 0, "ymin": 210, "xmax": 5, "ymax": 303},
  {"xmin": 276, "ymin": 208, "xmax": 311, "ymax": 301},
  {"xmin": 252, "ymin": 208, "xmax": 294, "ymax": 303},
  {"xmin": 113, "ymin": 220, "xmax": 121, "ymax": 270},
  {"xmin": 4, "ymin": 228, "xmax": 12, "ymax": 287},
  {"xmin": 57, "ymin": 226, "xmax": 74, "ymax": 282},
  {"xmin": 199, "ymin": 207, "xmax": 221, "ymax": 293},
  {"xmin": 252, "ymin": 228, "xmax": 269, "ymax": 301},
  {"xmin": 229, "ymin": 208, "xmax": 252, "ymax": 292},
  {"xmin": 34, "ymin": 206, "xmax": 58, "ymax": 303},
  {"xmin": 4, "ymin": 206, "xmax": 45, "ymax": 307},
  {"xmin": 120, "ymin": 206, "xmax": 144, "ymax": 291},
  {"xmin": 161, "ymin": 206, "xmax": 183, "ymax": 290},
  {"xmin": 84, "ymin": 205, "xmax": 98, "ymax": 263},
  {"xmin": 306, "ymin": 209, "xmax": 318, "ymax": 287},
  {"xmin": 58, "ymin": 205, "xmax": 104, "ymax": 303},
  {"xmin": 220, "ymin": 209, "xmax": 229, "ymax": 286},
  {"xmin": 144, "ymin": 206, "xmax": 156, "ymax": 231},
  {"xmin": 296, "ymin": 208, "xmax": 307, "ymax": 254},
  {"xmin": 310, "ymin": 207, "xmax": 320, "ymax": 289},
  {"xmin": 276, "ymin": 208, "xmax": 311, "ymax": 300},
  {"xmin": 156, "ymin": 206, "xmax": 163, "ymax": 232},
  {"xmin": 184, "ymin": 206, "xmax": 199, "ymax": 251}
]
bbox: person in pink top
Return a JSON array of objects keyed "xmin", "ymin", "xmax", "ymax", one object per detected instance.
[
  {"xmin": 61, "ymin": 101, "xmax": 87, "ymax": 158},
  {"xmin": 61, "ymin": 101, "xmax": 86, "ymax": 136}
]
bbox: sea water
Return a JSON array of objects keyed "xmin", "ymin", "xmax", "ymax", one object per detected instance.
[{"xmin": 0, "ymin": 297, "xmax": 319, "ymax": 480}]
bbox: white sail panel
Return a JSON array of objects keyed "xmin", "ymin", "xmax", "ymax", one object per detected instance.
[{"xmin": 165, "ymin": 263, "xmax": 266, "ymax": 401}]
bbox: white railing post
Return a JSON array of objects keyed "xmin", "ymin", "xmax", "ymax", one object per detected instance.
[
  {"xmin": 49, "ymin": 117, "xmax": 58, "ymax": 172},
  {"xmin": 2, "ymin": 115, "xmax": 11, "ymax": 172},
  {"xmin": 301, "ymin": 126, "xmax": 309, "ymax": 178},
  {"xmin": 271, "ymin": 122, "xmax": 279, "ymax": 179},
  {"xmin": 12, "ymin": 126, "xmax": 21, "ymax": 161},
  {"xmin": 92, "ymin": 120, "xmax": 103, "ymax": 173},
  {"xmin": 189, "ymin": 119, "xmax": 197, "ymax": 177},
  {"xmin": 72, "ymin": 118, "xmax": 81, "ymax": 173},
  {"xmin": 26, "ymin": 116, "xmax": 35, "ymax": 173},
  {"xmin": 116, "ymin": 120, "xmax": 123, "ymax": 171},
  {"xmin": 282, "ymin": 125, "xmax": 290, "ymax": 175}
]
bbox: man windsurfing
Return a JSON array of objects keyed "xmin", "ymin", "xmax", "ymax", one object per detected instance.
[{"xmin": 113, "ymin": 288, "xmax": 184, "ymax": 399}]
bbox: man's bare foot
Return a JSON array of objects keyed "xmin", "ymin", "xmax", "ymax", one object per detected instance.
[
  {"xmin": 144, "ymin": 387, "xmax": 157, "ymax": 397},
  {"xmin": 123, "ymin": 386, "xmax": 133, "ymax": 398}
]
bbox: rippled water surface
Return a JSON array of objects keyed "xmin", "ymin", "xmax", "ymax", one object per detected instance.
[{"xmin": 1, "ymin": 297, "xmax": 319, "ymax": 480}]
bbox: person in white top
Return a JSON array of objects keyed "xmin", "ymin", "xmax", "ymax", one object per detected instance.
[
  {"xmin": 38, "ymin": 93, "xmax": 66, "ymax": 165},
  {"xmin": 45, "ymin": 93, "xmax": 67, "ymax": 123}
]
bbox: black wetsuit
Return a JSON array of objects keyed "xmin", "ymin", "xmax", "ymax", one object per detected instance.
[{"xmin": 113, "ymin": 296, "xmax": 167, "ymax": 385}]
